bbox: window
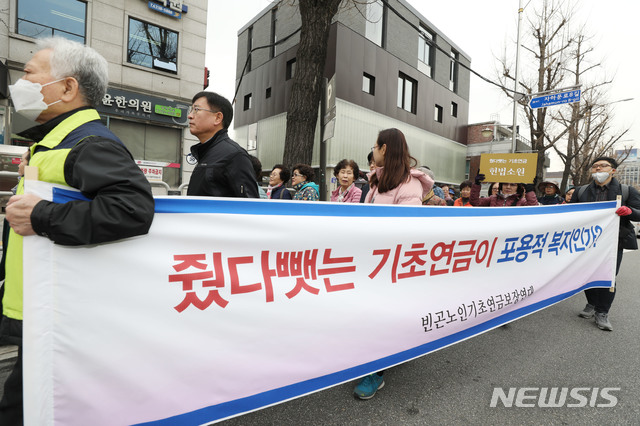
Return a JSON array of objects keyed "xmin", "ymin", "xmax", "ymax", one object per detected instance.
[
  {"xmin": 265, "ymin": 87, "xmax": 272, "ymax": 99},
  {"xmin": 270, "ymin": 8, "xmax": 278, "ymax": 58},
  {"xmin": 397, "ymin": 73, "xmax": 417, "ymax": 114},
  {"xmin": 244, "ymin": 93, "xmax": 252, "ymax": 111},
  {"xmin": 449, "ymin": 50, "xmax": 459, "ymax": 92},
  {"xmin": 365, "ymin": 0, "xmax": 385, "ymax": 47},
  {"xmin": 451, "ymin": 102, "xmax": 458, "ymax": 117},
  {"xmin": 362, "ymin": 73, "xmax": 375, "ymax": 95},
  {"xmin": 16, "ymin": 0, "xmax": 86, "ymax": 42},
  {"xmin": 286, "ymin": 58, "xmax": 296, "ymax": 80},
  {"xmin": 417, "ymin": 24, "xmax": 434, "ymax": 77},
  {"xmin": 434, "ymin": 104, "xmax": 443, "ymax": 123},
  {"xmin": 128, "ymin": 17, "xmax": 178, "ymax": 74}
]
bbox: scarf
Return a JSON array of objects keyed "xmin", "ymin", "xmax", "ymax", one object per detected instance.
[
  {"xmin": 337, "ymin": 183, "xmax": 355, "ymax": 202},
  {"xmin": 267, "ymin": 182, "xmax": 282, "ymax": 198}
]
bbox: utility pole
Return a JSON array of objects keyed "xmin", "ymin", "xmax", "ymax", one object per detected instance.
[{"xmin": 512, "ymin": 0, "xmax": 523, "ymax": 153}]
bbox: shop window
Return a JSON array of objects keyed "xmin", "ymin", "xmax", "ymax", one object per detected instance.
[
  {"xmin": 127, "ymin": 17, "xmax": 178, "ymax": 74},
  {"xmin": 16, "ymin": 0, "xmax": 86, "ymax": 43},
  {"xmin": 108, "ymin": 119, "xmax": 181, "ymax": 188}
]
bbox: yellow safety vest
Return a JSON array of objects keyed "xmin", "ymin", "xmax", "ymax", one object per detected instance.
[{"xmin": 3, "ymin": 109, "xmax": 101, "ymax": 320}]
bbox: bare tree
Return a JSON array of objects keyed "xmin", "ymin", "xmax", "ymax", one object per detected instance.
[
  {"xmin": 549, "ymin": 33, "xmax": 631, "ymax": 189},
  {"xmin": 499, "ymin": 0, "xmax": 575, "ymax": 179},
  {"xmin": 281, "ymin": 0, "xmax": 343, "ymax": 168},
  {"xmin": 499, "ymin": 0, "xmax": 631, "ymax": 191}
]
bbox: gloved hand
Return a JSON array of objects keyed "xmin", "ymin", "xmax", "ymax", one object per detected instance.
[
  {"xmin": 524, "ymin": 176, "xmax": 538, "ymax": 193},
  {"xmin": 474, "ymin": 173, "xmax": 485, "ymax": 185},
  {"xmin": 616, "ymin": 206, "xmax": 632, "ymax": 216}
]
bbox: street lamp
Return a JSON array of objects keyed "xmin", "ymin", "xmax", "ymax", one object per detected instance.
[{"xmin": 481, "ymin": 127, "xmax": 493, "ymax": 138}]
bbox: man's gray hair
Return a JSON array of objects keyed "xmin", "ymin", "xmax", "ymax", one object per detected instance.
[{"xmin": 36, "ymin": 37, "xmax": 109, "ymax": 108}]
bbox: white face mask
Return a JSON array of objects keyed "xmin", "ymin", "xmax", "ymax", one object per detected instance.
[
  {"xmin": 8, "ymin": 78, "xmax": 64, "ymax": 121},
  {"xmin": 592, "ymin": 172, "xmax": 610, "ymax": 184}
]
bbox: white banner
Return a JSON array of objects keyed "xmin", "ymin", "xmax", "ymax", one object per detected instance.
[{"xmin": 22, "ymin": 184, "xmax": 619, "ymax": 425}]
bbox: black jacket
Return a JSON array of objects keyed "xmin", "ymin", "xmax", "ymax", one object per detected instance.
[
  {"xmin": 20, "ymin": 108, "xmax": 155, "ymax": 246},
  {"xmin": 187, "ymin": 130, "xmax": 258, "ymax": 198},
  {"xmin": 270, "ymin": 184, "xmax": 292, "ymax": 200},
  {"xmin": 571, "ymin": 178, "xmax": 640, "ymax": 250}
]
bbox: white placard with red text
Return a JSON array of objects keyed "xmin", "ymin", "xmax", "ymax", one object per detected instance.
[{"xmin": 22, "ymin": 184, "xmax": 619, "ymax": 425}]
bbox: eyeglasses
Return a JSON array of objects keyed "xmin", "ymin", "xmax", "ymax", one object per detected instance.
[
  {"xmin": 591, "ymin": 163, "xmax": 612, "ymax": 170},
  {"xmin": 188, "ymin": 105, "xmax": 219, "ymax": 115},
  {"xmin": 292, "ymin": 172, "xmax": 303, "ymax": 178}
]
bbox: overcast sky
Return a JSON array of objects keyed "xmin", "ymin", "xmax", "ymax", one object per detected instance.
[{"xmin": 205, "ymin": 0, "xmax": 639, "ymax": 170}]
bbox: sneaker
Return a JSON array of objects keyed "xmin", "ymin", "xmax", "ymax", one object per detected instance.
[
  {"xmin": 594, "ymin": 312, "xmax": 613, "ymax": 331},
  {"xmin": 354, "ymin": 373, "xmax": 385, "ymax": 400},
  {"xmin": 578, "ymin": 304, "xmax": 595, "ymax": 319}
]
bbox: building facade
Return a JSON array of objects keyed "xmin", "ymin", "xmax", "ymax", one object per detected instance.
[
  {"xmin": 0, "ymin": 0, "xmax": 208, "ymax": 193},
  {"xmin": 233, "ymin": 0, "xmax": 472, "ymax": 195}
]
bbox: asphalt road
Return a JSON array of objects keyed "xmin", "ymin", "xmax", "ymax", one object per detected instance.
[
  {"xmin": 218, "ymin": 249, "xmax": 640, "ymax": 425},
  {"xmin": 1, "ymin": 250, "xmax": 638, "ymax": 425}
]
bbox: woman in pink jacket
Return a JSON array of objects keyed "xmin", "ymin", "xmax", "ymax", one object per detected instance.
[
  {"xmin": 330, "ymin": 159, "xmax": 362, "ymax": 203},
  {"xmin": 363, "ymin": 128, "xmax": 433, "ymax": 205},
  {"xmin": 355, "ymin": 128, "xmax": 433, "ymax": 401}
]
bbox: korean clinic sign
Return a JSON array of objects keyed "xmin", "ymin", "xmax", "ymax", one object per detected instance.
[
  {"xmin": 480, "ymin": 153, "xmax": 538, "ymax": 183},
  {"xmin": 97, "ymin": 87, "xmax": 189, "ymax": 126},
  {"xmin": 22, "ymin": 181, "xmax": 619, "ymax": 425}
]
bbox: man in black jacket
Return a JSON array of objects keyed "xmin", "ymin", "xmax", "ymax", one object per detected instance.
[
  {"xmin": 187, "ymin": 92, "xmax": 258, "ymax": 198},
  {"xmin": 570, "ymin": 156, "xmax": 640, "ymax": 331},
  {"xmin": 1, "ymin": 37, "xmax": 154, "ymax": 424}
]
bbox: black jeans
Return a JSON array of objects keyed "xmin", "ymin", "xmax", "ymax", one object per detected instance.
[
  {"xmin": 584, "ymin": 248, "xmax": 623, "ymax": 314},
  {"xmin": 0, "ymin": 345, "xmax": 22, "ymax": 425}
]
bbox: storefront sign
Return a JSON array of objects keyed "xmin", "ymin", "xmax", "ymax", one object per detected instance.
[
  {"xmin": 138, "ymin": 165, "xmax": 163, "ymax": 181},
  {"xmin": 98, "ymin": 87, "xmax": 189, "ymax": 126},
  {"xmin": 147, "ymin": 0, "xmax": 187, "ymax": 18}
]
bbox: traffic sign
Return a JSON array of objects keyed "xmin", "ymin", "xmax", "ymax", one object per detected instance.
[{"xmin": 529, "ymin": 89, "xmax": 581, "ymax": 109}]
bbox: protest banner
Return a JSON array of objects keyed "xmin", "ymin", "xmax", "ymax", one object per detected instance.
[
  {"xmin": 479, "ymin": 153, "xmax": 538, "ymax": 183},
  {"xmin": 22, "ymin": 182, "xmax": 619, "ymax": 425}
]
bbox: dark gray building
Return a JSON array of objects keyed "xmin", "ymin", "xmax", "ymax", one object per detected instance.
[{"xmin": 234, "ymin": 0, "xmax": 471, "ymax": 191}]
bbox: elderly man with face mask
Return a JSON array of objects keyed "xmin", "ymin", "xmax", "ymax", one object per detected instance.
[
  {"xmin": 1, "ymin": 37, "xmax": 154, "ymax": 423},
  {"xmin": 570, "ymin": 156, "xmax": 640, "ymax": 331}
]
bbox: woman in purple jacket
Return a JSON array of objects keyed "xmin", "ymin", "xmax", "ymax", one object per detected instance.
[
  {"xmin": 470, "ymin": 173, "xmax": 538, "ymax": 207},
  {"xmin": 330, "ymin": 159, "xmax": 362, "ymax": 203}
]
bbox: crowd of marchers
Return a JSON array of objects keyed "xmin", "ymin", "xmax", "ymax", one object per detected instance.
[
  {"xmin": 1, "ymin": 37, "xmax": 639, "ymax": 422},
  {"xmin": 183, "ymin": 88, "xmax": 640, "ymax": 401}
]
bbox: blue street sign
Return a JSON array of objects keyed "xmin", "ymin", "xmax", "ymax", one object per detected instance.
[{"xmin": 529, "ymin": 89, "xmax": 581, "ymax": 109}]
